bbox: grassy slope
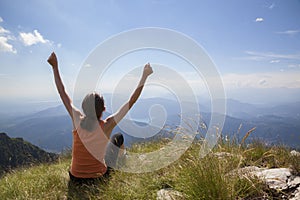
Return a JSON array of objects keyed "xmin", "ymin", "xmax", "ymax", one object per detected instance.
[{"xmin": 0, "ymin": 139, "xmax": 299, "ymax": 200}]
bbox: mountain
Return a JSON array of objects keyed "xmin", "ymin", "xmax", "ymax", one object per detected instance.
[
  {"xmin": 3, "ymin": 105, "xmax": 171, "ymax": 152},
  {"xmin": 4, "ymin": 114, "xmax": 73, "ymax": 152},
  {"xmin": 262, "ymin": 101, "xmax": 300, "ymax": 119},
  {"xmin": 224, "ymin": 99, "xmax": 300, "ymax": 120},
  {"xmin": 1, "ymin": 98, "xmax": 300, "ymax": 152},
  {"xmin": 0, "ymin": 132, "xmax": 58, "ymax": 177}
]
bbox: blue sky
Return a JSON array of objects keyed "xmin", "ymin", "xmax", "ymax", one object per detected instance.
[{"xmin": 0, "ymin": 0, "xmax": 300, "ymax": 111}]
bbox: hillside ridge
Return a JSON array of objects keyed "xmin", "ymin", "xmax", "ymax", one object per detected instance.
[{"xmin": 0, "ymin": 132, "xmax": 58, "ymax": 177}]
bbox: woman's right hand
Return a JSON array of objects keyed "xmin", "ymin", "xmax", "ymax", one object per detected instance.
[
  {"xmin": 143, "ymin": 63, "xmax": 153, "ymax": 77},
  {"xmin": 47, "ymin": 52, "xmax": 58, "ymax": 69}
]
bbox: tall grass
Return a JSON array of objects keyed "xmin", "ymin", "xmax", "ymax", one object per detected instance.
[
  {"xmin": 0, "ymin": 159, "xmax": 70, "ymax": 199},
  {"xmin": 0, "ymin": 130, "xmax": 299, "ymax": 200}
]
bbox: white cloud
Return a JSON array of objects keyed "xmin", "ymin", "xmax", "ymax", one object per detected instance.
[
  {"xmin": 19, "ymin": 30, "xmax": 50, "ymax": 46},
  {"xmin": 0, "ymin": 17, "xmax": 3, "ymax": 23},
  {"xmin": 0, "ymin": 36, "xmax": 17, "ymax": 53},
  {"xmin": 0, "ymin": 24, "xmax": 17, "ymax": 53},
  {"xmin": 276, "ymin": 30, "xmax": 300, "ymax": 36},
  {"xmin": 222, "ymin": 72, "xmax": 300, "ymax": 89},
  {"xmin": 255, "ymin": 18, "xmax": 264, "ymax": 22},
  {"xmin": 0, "ymin": 26, "xmax": 10, "ymax": 34}
]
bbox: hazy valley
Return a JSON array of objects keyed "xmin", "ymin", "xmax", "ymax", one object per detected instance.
[{"xmin": 1, "ymin": 97, "xmax": 299, "ymax": 152}]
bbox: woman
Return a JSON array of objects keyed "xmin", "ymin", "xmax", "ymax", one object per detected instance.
[{"xmin": 47, "ymin": 52, "xmax": 153, "ymax": 184}]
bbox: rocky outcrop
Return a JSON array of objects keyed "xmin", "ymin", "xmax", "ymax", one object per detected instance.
[
  {"xmin": 241, "ymin": 167, "xmax": 300, "ymax": 199},
  {"xmin": 156, "ymin": 150, "xmax": 300, "ymax": 200}
]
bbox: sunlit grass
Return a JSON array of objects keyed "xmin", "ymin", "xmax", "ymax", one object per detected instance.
[
  {"xmin": 0, "ymin": 129, "xmax": 299, "ymax": 199},
  {"xmin": 0, "ymin": 158, "xmax": 70, "ymax": 199}
]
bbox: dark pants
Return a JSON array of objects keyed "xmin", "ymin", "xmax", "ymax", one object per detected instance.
[{"xmin": 105, "ymin": 132, "xmax": 124, "ymax": 173}]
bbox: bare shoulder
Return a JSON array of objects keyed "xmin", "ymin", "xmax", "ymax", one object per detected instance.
[
  {"xmin": 103, "ymin": 115, "xmax": 116, "ymax": 130},
  {"xmin": 100, "ymin": 117, "xmax": 113, "ymax": 138}
]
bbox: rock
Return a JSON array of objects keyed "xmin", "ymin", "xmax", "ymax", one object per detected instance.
[
  {"xmin": 288, "ymin": 176, "xmax": 300, "ymax": 189},
  {"xmin": 252, "ymin": 168, "xmax": 291, "ymax": 190},
  {"xmin": 157, "ymin": 188, "xmax": 185, "ymax": 200},
  {"xmin": 240, "ymin": 166, "xmax": 300, "ymax": 199},
  {"xmin": 290, "ymin": 150, "xmax": 300, "ymax": 157},
  {"xmin": 290, "ymin": 186, "xmax": 300, "ymax": 200}
]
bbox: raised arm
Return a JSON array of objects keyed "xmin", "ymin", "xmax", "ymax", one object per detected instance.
[
  {"xmin": 47, "ymin": 52, "xmax": 76, "ymax": 119},
  {"xmin": 105, "ymin": 63, "xmax": 153, "ymax": 129}
]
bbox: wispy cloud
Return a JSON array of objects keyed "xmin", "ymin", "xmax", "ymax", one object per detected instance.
[
  {"xmin": 276, "ymin": 29, "xmax": 300, "ymax": 36},
  {"xmin": 270, "ymin": 60, "xmax": 280, "ymax": 63},
  {"xmin": 288, "ymin": 64, "xmax": 300, "ymax": 68},
  {"xmin": 84, "ymin": 63, "xmax": 92, "ymax": 68},
  {"xmin": 0, "ymin": 17, "xmax": 3, "ymax": 23},
  {"xmin": 19, "ymin": 30, "xmax": 51, "ymax": 46},
  {"xmin": 0, "ymin": 26, "xmax": 10, "ymax": 34},
  {"xmin": 0, "ymin": 74, "xmax": 11, "ymax": 79},
  {"xmin": 258, "ymin": 79, "xmax": 267, "ymax": 86},
  {"xmin": 268, "ymin": 3, "xmax": 275, "ymax": 9},
  {"xmin": 223, "ymin": 72, "xmax": 300, "ymax": 89},
  {"xmin": 255, "ymin": 17, "xmax": 264, "ymax": 22},
  {"xmin": 243, "ymin": 51, "xmax": 300, "ymax": 61}
]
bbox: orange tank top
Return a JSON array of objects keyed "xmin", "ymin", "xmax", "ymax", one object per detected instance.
[{"xmin": 70, "ymin": 120, "xmax": 108, "ymax": 178}]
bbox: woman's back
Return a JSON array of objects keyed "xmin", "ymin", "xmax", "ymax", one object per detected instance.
[{"xmin": 71, "ymin": 120, "xmax": 108, "ymax": 178}]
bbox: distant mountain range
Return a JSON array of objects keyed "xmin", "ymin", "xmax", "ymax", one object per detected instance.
[
  {"xmin": 1, "ymin": 98, "xmax": 299, "ymax": 152},
  {"xmin": 223, "ymin": 99, "xmax": 300, "ymax": 120},
  {"xmin": 0, "ymin": 132, "xmax": 58, "ymax": 177}
]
